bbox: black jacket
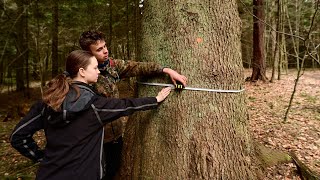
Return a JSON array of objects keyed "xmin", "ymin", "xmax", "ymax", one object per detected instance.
[{"xmin": 10, "ymin": 82, "xmax": 158, "ymax": 180}]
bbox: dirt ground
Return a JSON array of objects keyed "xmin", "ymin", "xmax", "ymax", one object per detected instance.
[
  {"xmin": 0, "ymin": 69, "xmax": 319, "ymax": 179},
  {"xmin": 245, "ymin": 69, "xmax": 320, "ymax": 179}
]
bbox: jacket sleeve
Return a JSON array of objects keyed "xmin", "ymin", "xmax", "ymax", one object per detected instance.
[
  {"xmin": 113, "ymin": 59, "xmax": 164, "ymax": 78},
  {"xmin": 91, "ymin": 96, "xmax": 158, "ymax": 124},
  {"xmin": 10, "ymin": 101, "xmax": 45, "ymax": 162}
]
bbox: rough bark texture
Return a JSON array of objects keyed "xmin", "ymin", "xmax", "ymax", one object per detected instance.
[
  {"xmin": 121, "ymin": 1, "xmax": 258, "ymax": 179},
  {"xmin": 251, "ymin": 0, "xmax": 267, "ymax": 81}
]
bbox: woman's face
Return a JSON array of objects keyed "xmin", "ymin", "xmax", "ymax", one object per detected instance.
[{"xmin": 82, "ymin": 56, "xmax": 100, "ymax": 84}]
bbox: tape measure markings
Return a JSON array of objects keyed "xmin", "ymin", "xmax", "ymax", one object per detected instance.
[{"xmin": 137, "ymin": 82, "xmax": 245, "ymax": 93}]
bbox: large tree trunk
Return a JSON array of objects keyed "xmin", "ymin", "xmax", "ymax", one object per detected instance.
[
  {"xmin": 120, "ymin": 1, "xmax": 258, "ymax": 179},
  {"xmin": 251, "ymin": 0, "xmax": 267, "ymax": 82}
]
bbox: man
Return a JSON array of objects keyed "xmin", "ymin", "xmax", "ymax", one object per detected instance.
[{"xmin": 79, "ymin": 30, "xmax": 187, "ymax": 179}]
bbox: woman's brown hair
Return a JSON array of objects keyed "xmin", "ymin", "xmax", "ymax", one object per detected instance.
[{"xmin": 42, "ymin": 50, "xmax": 94, "ymax": 111}]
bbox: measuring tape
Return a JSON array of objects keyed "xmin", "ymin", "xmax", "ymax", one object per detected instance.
[{"xmin": 137, "ymin": 82, "xmax": 245, "ymax": 93}]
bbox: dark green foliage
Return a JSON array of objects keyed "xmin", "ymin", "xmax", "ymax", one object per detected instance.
[{"xmin": 0, "ymin": 0, "xmax": 140, "ymax": 90}]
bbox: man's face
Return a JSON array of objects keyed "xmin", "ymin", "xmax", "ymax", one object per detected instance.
[{"xmin": 89, "ymin": 40, "xmax": 109, "ymax": 63}]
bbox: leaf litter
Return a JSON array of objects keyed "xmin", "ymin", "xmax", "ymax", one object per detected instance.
[{"xmin": 246, "ymin": 69, "xmax": 320, "ymax": 179}]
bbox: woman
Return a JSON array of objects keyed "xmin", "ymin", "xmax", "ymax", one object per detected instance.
[{"xmin": 10, "ymin": 50, "xmax": 171, "ymax": 180}]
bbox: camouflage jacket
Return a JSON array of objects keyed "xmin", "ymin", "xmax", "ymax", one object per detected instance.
[{"xmin": 95, "ymin": 58, "xmax": 163, "ymax": 142}]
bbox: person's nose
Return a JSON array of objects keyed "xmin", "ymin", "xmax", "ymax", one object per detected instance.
[{"xmin": 103, "ymin": 47, "xmax": 108, "ymax": 54}]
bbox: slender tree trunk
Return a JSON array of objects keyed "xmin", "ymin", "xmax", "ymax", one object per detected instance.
[
  {"xmin": 126, "ymin": 0, "xmax": 130, "ymax": 60},
  {"xmin": 108, "ymin": 0, "xmax": 113, "ymax": 55},
  {"xmin": 295, "ymin": 0, "xmax": 301, "ymax": 70},
  {"xmin": 133, "ymin": 0, "xmax": 138, "ymax": 59},
  {"xmin": 286, "ymin": 1, "xmax": 299, "ymax": 73},
  {"xmin": 277, "ymin": 0, "xmax": 283, "ymax": 80},
  {"xmin": 134, "ymin": 0, "xmax": 142, "ymax": 60},
  {"xmin": 270, "ymin": 0, "xmax": 280, "ymax": 83},
  {"xmin": 43, "ymin": 40, "xmax": 50, "ymax": 87},
  {"xmin": 0, "ymin": 59, "xmax": 3, "ymax": 84},
  {"xmin": 282, "ymin": 33, "xmax": 288, "ymax": 74},
  {"xmin": 25, "ymin": 0, "xmax": 30, "ymax": 98},
  {"xmin": 264, "ymin": 0, "xmax": 270, "ymax": 66},
  {"xmin": 121, "ymin": 1, "xmax": 259, "ymax": 179},
  {"xmin": 251, "ymin": 0, "xmax": 267, "ymax": 82},
  {"xmin": 35, "ymin": 0, "xmax": 44, "ymax": 88},
  {"xmin": 269, "ymin": 1, "xmax": 277, "ymax": 82},
  {"xmin": 51, "ymin": 0, "xmax": 59, "ymax": 78},
  {"xmin": 15, "ymin": 0, "xmax": 27, "ymax": 92}
]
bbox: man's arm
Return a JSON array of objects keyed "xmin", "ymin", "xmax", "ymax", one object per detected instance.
[{"xmin": 113, "ymin": 59, "xmax": 187, "ymax": 86}]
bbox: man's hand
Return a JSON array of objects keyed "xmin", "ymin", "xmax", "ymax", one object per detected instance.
[{"xmin": 162, "ymin": 68, "xmax": 188, "ymax": 87}]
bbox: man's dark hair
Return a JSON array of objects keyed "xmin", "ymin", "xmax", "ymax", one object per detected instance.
[{"xmin": 79, "ymin": 31, "xmax": 105, "ymax": 51}]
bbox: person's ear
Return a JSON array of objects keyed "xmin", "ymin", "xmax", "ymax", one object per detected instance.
[{"xmin": 79, "ymin": 68, "xmax": 85, "ymax": 77}]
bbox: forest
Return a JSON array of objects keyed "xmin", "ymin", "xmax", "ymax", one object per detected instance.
[{"xmin": 0, "ymin": 0, "xmax": 319, "ymax": 179}]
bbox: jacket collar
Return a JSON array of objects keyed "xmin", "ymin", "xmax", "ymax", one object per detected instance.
[
  {"xmin": 98, "ymin": 59, "xmax": 110, "ymax": 70},
  {"xmin": 71, "ymin": 81, "xmax": 97, "ymax": 93}
]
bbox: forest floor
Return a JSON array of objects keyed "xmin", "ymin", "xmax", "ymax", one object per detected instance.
[
  {"xmin": 245, "ymin": 69, "xmax": 320, "ymax": 179},
  {"xmin": 0, "ymin": 69, "xmax": 319, "ymax": 179}
]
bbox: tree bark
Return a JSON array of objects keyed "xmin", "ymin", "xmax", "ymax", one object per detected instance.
[
  {"xmin": 121, "ymin": 1, "xmax": 258, "ymax": 179},
  {"xmin": 251, "ymin": 0, "xmax": 267, "ymax": 82}
]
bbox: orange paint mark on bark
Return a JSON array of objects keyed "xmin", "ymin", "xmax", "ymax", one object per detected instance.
[{"xmin": 196, "ymin": 37, "xmax": 203, "ymax": 43}]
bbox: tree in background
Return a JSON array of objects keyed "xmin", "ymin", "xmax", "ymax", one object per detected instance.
[
  {"xmin": 51, "ymin": 0, "xmax": 58, "ymax": 78},
  {"xmin": 120, "ymin": 1, "xmax": 259, "ymax": 179},
  {"xmin": 0, "ymin": 0, "xmax": 319, "ymax": 178},
  {"xmin": 251, "ymin": 0, "xmax": 267, "ymax": 81},
  {"xmin": 239, "ymin": 0, "xmax": 253, "ymax": 69},
  {"xmin": 0, "ymin": 0, "xmax": 319, "ymax": 92},
  {"xmin": 270, "ymin": 0, "xmax": 280, "ymax": 82},
  {"xmin": 0, "ymin": 0, "xmax": 139, "ymax": 92},
  {"xmin": 13, "ymin": 0, "xmax": 28, "ymax": 92}
]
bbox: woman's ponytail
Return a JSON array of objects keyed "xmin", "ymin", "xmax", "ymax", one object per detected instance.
[{"xmin": 42, "ymin": 73, "xmax": 71, "ymax": 111}]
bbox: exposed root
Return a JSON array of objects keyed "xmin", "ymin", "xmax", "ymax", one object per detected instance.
[{"xmin": 255, "ymin": 143, "xmax": 320, "ymax": 180}]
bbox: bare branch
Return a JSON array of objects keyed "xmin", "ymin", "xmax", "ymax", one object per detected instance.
[{"xmin": 239, "ymin": 0, "xmax": 304, "ymax": 41}]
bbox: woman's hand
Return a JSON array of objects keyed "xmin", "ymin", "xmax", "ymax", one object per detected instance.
[{"xmin": 156, "ymin": 87, "xmax": 172, "ymax": 102}]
